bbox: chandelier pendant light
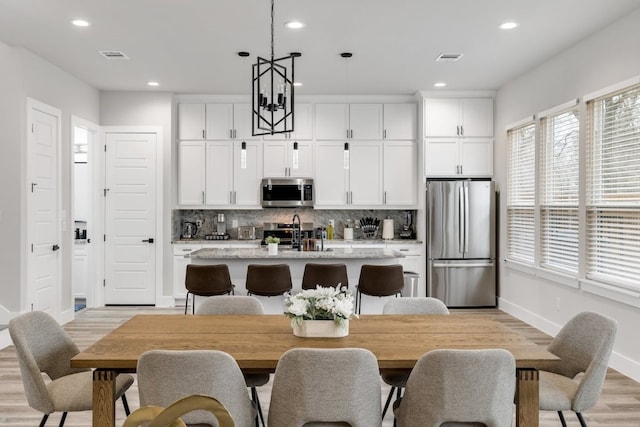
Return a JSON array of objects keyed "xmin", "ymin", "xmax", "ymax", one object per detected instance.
[{"xmin": 252, "ymin": 0, "xmax": 295, "ymax": 136}]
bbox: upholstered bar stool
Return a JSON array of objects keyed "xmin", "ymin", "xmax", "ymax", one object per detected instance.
[
  {"xmin": 355, "ymin": 264, "xmax": 404, "ymax": 314},
  {"xmin": 301, "ymin": 263, "xmax": 349, "ymax": 290},
  {"xmin": 245, "ymin": 264, "xmax": 292, "ymax": 296},
  {"xmin": 184, "ymin": 264, "xmax": 235, "ymax": 314}
]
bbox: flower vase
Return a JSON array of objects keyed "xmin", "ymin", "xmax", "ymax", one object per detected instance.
[
  {"xmin": 268, "ymin": 242, "xmax": 278, "ymax": 255},
  {"xmin": 292, "ymin": 319, "xmax": 349, "ymax": 338}
]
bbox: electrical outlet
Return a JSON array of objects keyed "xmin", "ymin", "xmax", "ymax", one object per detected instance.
[
  {"xmin": 232, "ymin": 219, "xmax": 238, "ymax": 228},
  {"xmin": 195, "ymin": 219, "xmax": 203, "ymax": 227}
]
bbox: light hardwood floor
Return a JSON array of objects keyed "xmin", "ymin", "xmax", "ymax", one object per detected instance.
[{"xmin": 1, "ymin": 307, "xmax": 638, "ymax": 426}]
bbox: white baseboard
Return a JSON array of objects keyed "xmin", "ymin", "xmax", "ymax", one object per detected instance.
[
  {"xmin": 155, "ymin": 296, "xmax": 175, "ymax": 308},
  {"xmin": 60, "ymin": 307, "xmax": 75, "ymax": 324},
  {"xmin": 498, "ymin": 297, "xmax": 640, "ymax": 383}
]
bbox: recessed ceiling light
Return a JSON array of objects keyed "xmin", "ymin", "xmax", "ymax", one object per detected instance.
[
  {"xmin": 293, "ymin": 82, "xmax": 303, "ymax": 87},
  {"xmin": 147, "ymin": 81, "xmax": 159, "ymax": 87},
  {"xmin": 499, "ymin": 22, "xmax": 519, "ymax": 30},
  {"xmin": 71, "ymin": 19, "xmax": 91, "ymax": 27},
  {"xmin": 434, "ymin": 82, "xmax": 447, "ymax": 88},
  {"xmin": 285, "ymin": 21, "xmax": 305, "ymax": 29}
]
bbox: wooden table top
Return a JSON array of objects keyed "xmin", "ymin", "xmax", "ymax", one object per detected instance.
[{"xmin": 71, "ymin": 314, "xmax": 559, "ymax": 372}]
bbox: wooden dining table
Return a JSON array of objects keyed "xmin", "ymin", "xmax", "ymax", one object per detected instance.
[{"xmin": 71, "ymin": 314, "xmax": 559, "ymax": 427}]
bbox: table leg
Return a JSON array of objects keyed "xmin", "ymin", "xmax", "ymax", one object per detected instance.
[
  {"xmin": 93, "ymin": 369, "xmax": 117, "ymax": 427},
  {"xmin": 515, "ymin": 368, "xmax": 539, "ymax": 427}
]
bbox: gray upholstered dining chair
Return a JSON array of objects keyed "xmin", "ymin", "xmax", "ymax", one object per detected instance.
[
  {"xmin": 9, "ymin": 311, "xmax": 133, "ymax": 427},
  {"xmin": 381, "ymin": 297, "xmax": 449, "ymax": 419},
  {"xmin": 137, "ymin": 349, "xmax": 256, "ymax": 427},
  {"xmin": 393, "ymin": 349, "xmax": 516, "ymax": 427},
  {"xmin": 268, "ymin": 348, "xmax": 382, "ymax": 427},
  {"xmin": 539, "ymin": 311, "xmax": 617, "ymax": 427},
  {"xmin": 195, "ymin": 295, "xmax": 268, "ymax": 427}
]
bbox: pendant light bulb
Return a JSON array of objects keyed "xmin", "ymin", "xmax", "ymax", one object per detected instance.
[
  {"xmin": 344, "ymin": 142, "xmax": 350, "ymax": 170},
  {"xmin": 240, "ymin": 141, "xmax": 247, "ymax": 169},
  {"xmin": 292, "ymin": 141, "xmax": 299, "ymax": 169}
]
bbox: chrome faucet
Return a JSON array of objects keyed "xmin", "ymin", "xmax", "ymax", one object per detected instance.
[{"xmin": 292, "ymin": 214, "xmax": 301, "ymax": 251}]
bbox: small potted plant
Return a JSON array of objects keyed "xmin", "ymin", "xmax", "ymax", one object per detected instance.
[
  {"xmin": 265, "ymin": 235, "xmax": 280, "ymax": 255},
  {"xmin": 284, "ymin": 285, "xmax": 357, "ymax": 337}
]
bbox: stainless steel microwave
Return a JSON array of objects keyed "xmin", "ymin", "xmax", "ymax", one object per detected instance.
[{"xmin": 261, "ymin": 178, "xmax": 314, "ymax": 208}]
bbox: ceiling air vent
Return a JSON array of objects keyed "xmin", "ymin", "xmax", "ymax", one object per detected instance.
[
  {"xmin": 98, "ymin": 50, "xmax": 129, "ymax": 60},
  {"xmin": 435, "ymin": 53, "xmax": 463, "ymax": 62}
]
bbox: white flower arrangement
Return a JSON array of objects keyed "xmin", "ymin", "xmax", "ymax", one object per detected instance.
[{"xmin": 284, "ymin": 285, "xmax": 357, "ymax": 328}]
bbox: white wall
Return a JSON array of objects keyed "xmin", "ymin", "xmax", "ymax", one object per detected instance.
[
  {"xmin": 495, "ymin": 9, "xmax": 640, "ymax": 381},
  {"xmin": 0, "ymin": 44, "xmax": 99, "ymax": 322},
  {"xmin": 99, "ymin": 91, "xmax": 174, "ymax": 301}
]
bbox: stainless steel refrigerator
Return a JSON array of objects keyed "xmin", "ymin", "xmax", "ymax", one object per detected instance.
[{"xmin": 426, "ymin": 179, "xmax": 496, "ymax": 307}]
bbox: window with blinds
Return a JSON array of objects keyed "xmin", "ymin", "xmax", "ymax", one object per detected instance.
[
  {"xmin": 586, "ymin": 83, "xmax": 640, "ymax": 290},
  {"xmin": 507, "ymin": 122, "xmax": 536, "ymax": 264},
  {"xmin": 540, "ymin": 108, "xmax": 579, "ymax": 274}
]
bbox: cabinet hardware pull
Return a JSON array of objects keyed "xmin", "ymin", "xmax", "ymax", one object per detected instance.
[
  {"xmin": 346, "ymin": 129, "xmax": 349, "ymax": 139},
  {"xmin": 460, "ymin": 125, "xmax": 464, "ymax": 136},
  {"xmin": 384, "ymin": 129, "xmax": 387, "ymax": 139},
  {"xmin": 202, "ymin": 191, "xmax": 205, "ymax": 204},
  {"xmin": 384, "ymin": 191, "xmax": 387, "ymax": 204},
  {"xmin": 202, "ymin": 129, "xmax": 205, "ymax": 139}
]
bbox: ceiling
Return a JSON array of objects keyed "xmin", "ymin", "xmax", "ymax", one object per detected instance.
[{"xmin": 1, "ymin": 0, "xmax": 639, "ymax": 95}]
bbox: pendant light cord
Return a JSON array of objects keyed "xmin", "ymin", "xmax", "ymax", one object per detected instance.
[{"xmin": 270, "ymin": 0, "xmax": 275, "ymax": 61}]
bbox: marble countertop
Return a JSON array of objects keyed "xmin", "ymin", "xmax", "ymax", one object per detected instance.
[
  {"xmin": 189, "ymin": 247, "xmax": 406, "ymax": 259},
  {"xmin": 173, "ymin": 238, "xmax": 421, "ymax": 245}
]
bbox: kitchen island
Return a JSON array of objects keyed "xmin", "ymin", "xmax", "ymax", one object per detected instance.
[{"xmin": 188, "ymin": 247, "xmax": 405, "ymax": 314}]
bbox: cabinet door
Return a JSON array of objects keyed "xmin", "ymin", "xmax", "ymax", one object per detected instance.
[
  {"xmin": 233, "ymin": 141, "xmax": 262, "ymax": 206},
  {"xmin": 460, "ymin": 98, "xmax": 493, "ymax": 137},
  {"xmin": 205, "ymin": 142, "xmax": 234, "ymax": 205},
  {"xmin": 383, "ymin": 141, "xmax": 417, "ymax": 206},
  {"xmin": 349, "ymin": 104, "xmax": 383, "ymax": 140},
  {"xmin": 383, "ymin": 103, "xmax": 417, "ymax": 140},
  {"xmin": 178, "ymin": 141, "xmax": 205, "ymax": 205},
  {"xmin": 424, "ymin": 138, "xmax": 459, "ymax": 177},
  {"xmin": 178, "ymin": 104, "xmax": 205, "ymax": 140},
  {"xmin": 315, "ymin": 103, "xmax": 349, "ymax": 140},
  {"xmin": 263, "ymin": 103, "xmax": 313, "ymax": 140},
  {"xmin": 424, "ymin": 99, "xmax": 460, "ymax": 137},
  {"xmin": 233, "ymin": 103, "xmax": 259, "ymax": 140},
  {"xmin": 205, "ymin": 104, "xmax": 234, "ymax": 139},
  {"xmin": 350, "ymin": 142, "xmax": 383, "ymax": 205},
  {"xmin": 314, "ymin": 141, "xmax": 348, "ymax": 206},
  {"xmin": 459, "ymin": 138, "xmax": 493, "ymax": 177},
  {"xmin": 263, "ymin": 140, "xmax": 289, "ymax": 177},
  {"xmin": 289, "ymin": 140, "xmax": 314, "ymax": 177}
]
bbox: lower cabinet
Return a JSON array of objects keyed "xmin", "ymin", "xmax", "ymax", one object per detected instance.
[{"xmin": 73, "ymin": 242, "xmax": 89, "ymax": 298}]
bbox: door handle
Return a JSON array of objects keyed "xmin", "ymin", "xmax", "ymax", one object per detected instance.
[
  {"xmin": 52, "ymin": 244, "xmax": 60, "ymax": 251},
  {"xmin": 142, "ymin": 238, "xmax": 155, "ymax": 243}
]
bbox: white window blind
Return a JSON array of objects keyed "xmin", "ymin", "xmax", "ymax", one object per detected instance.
[
  {"xmin": 540, "ymin": 108, "xmax": 580, "ymax": 274},
  {"xmin": 586, "ymin": 83, "xmax": 640, "ymax": 290},
  {"xmin": 507, "ymin": 122, "xmax": 536, "ymax": 264}
]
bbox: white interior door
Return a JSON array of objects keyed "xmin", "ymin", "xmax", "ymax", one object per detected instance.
[
  {"xmin": 27, "ymin": 100, "xmax": 61, "ymax": 316},
  {"xmin": 104, "ymin": 132, "xmax": 157, "ymax": 304}
]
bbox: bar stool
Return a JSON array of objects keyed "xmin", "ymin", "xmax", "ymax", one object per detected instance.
[
  {"xmin": 184, "ymin": 264, "xmax": 235, "ymax": 314},
  {"xmin": 301, "ymin": 263, "xmax": 349, "ymax": 290},
  {"xmin": 355, "ymin": 264, "xmax": 404, "ymax": 314},
  {"xmin": 245, "ymin": 264, "xmax": 292, "ymax": 296}
]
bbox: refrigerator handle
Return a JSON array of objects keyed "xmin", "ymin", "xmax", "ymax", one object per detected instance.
[
  {"xmin": 464, "ymin": 183, "xmax": 470, "ymax": 254},
  {"xmin": 458, "ymin": 185, "xmax": 464, "ymax": 254}
]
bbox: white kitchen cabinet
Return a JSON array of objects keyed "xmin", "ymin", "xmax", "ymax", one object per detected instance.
[
  {"xmin": 262, "ymin": 103, "xmax": 313, "ymax": 140},
  {"xmin": 73, "ymin": 242, "xmax": 88, "ymax": 298},
  {"xmin": 424, "ymin": 98, "xmax": 493, "ymax": 137},
  {"xmin": 315, "ymin": 141, "xmax": 415, "ymax": 208},
  {"xmin": 178, "ymin": 141, "xmax": 206, "ymax": 205},
  {"xmin": 383, "ymin": 141, "xmax": 417, "ymax": 206},
  {"xmin": 315, "ymin": 103, "xmax": 383, "ymax": 140},
  {"xmin": 263, "ymin": 140, "xmax": 313, "ymax": 178},
  {"xmin": 173, "ymin": 244, "xmax": 201, "ymax": 299},
  {"xmin": 424, "ymin": 137, "xmax": 493, "ymax": 177},
  {"xmin": 383, "ymin": 104, "xmax": 417, "ymax": 140},
  {"xmin": 178, "ymin": 103, "xmax": 257, "ymax": 141},
  {"xmin": 205, "ymin": 141, "xmax": 262, "ymax": 207}
]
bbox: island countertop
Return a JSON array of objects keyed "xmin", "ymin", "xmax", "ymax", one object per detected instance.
[{"xmin": 189, "ymin": 247, "xmax": 405, "ymax": 259}]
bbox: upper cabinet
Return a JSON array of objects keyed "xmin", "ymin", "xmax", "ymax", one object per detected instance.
[
  {"xmin": 424, "ymin": 98, "xmax": 493, "ymax": 137},
  {"xmin": 262, "ymin": 103, "xmax": 313, "ymax": 140},
  {"xmin": 383, "ymin": 104, "xmax": 417, "ymax": 140},
  {"xmin": 263, "ymin": 140, "xmax": 314, "ymax": 178},
  {"xmin": 178, "ymin": 103, "xmax": 258, "ymax": 140},
  {"xmin": 315, "ymin": 103, "xmax": 383, "ymax": 140},
  {"xmin": 424, "ymin": 97, "xmax": 494, "ymax": 177}
]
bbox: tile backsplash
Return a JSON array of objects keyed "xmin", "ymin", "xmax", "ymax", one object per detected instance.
[{"xmin": 173, "ymin": 208, "xmax": 417, "ymax": 240}]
